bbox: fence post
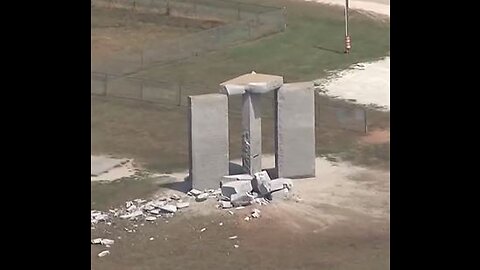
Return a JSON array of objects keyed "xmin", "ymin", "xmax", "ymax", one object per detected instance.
[
  {"xmin": 364, "ymin": 108, "xmax": 368, "ymax": 134},
  {"xmin": 104, "ymin": 73, "xmax": 108, "ymax": 96},
  {"xmin": 177, "ymin": 83, "xmax": 182, "ymax": 106}
]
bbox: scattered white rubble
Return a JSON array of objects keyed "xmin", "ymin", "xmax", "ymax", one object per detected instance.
[
  {"xmin": 234, "ymin": 244, "xmax": 239, "ymax": 248},
  {"xmin": 145, "ymin": 216, "xmax": 157, "ymax": 221},
  {"xmin": 244, "ymin": 216, "xmax": 250, "ymax": 221},
  {"xmin": 195, "ymin": 193, "xmax": 209, "ymax": 201},
  {"xmin": 200, "ymin": 228, "xmax": 207, "ymax": 232},
  {"xmin": 98, "ymin": 250, "xmax": 110, "ymax": 257},
  {"xmin": 188, "ymin": 189, "xmax": 203, "ymax": 196},
  {"xmin": 149, "ymin": 237, "xmax": 155, "ymax": 241},
  {"xmin": 228, "ymin": 236, "xmax": 238, "ymax": 240},
  {"xmin": 176, "ymin": 201, "xmax": 190, "ymax": 209},
  {"xmin": 219, "ymin": 222, "xmax": 223, "ymax": 226},
  {"xmin": 170, "ymin": 194, "xmax": 181, "ymax": 200},
  {"xmin": 220, "ymin": 201, "xmax": 233, "ymax": 209},
  {"xmin": 160, "ymin": 204, "xmax": 177, "ymax": 213},
  {"xmin": 251, "ymin": 209, "xmax": 261, "ymax": 219}
]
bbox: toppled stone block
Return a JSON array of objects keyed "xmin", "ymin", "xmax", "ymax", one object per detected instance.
[
  {"xmin": 221, "ymin": 180, "xmax": 253, "ymax": 199},
  {"xmin": 220, "ymin": 174, "xmax": 254, "ymax": 187},
  {"xmin": 176, "ymin": 202, "xmax": 190, "ymax": 209},
  {"xmin": 270, "ymin": 178, "xmax": 293, "ymax": 192},
  {"xmin": 230, "ymin": 193, "xmax": 253, "ymax": 207},
  {"xmin": 252, "ymin": 171, "xmax": 272, "ymax": 195},
  {"xmin": 160, "ymin": 204, "xmax": 177, "ymax": 213},
  {"xmin": 220, "ymin": 201, "xmax": 233, "ymax": 209}
]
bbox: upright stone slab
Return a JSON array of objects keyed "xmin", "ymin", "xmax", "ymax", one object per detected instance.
[
  {"xmin": 220, "ymin": 73, "xmax": 283, "ymax": 175},
  {"xmin": 275, "ymin": 82, "xmax": 316, "ymax": 178},
  {"xmin": 242, "ymin": 93, "xmax": 262, "ymax": 174},
  {"xmin": 189, "ymin": 94, "xmax": 229, "ymax": 190}
]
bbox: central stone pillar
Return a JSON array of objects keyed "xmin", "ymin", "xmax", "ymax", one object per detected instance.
[{"xmin": 241, "ymin": 92, "xmax": 262, "ymax": 175}]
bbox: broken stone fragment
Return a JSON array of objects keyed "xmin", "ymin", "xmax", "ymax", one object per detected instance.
[
  {"xmin": 125, "ymin": 201, "xmax": 133, "ymax": 208},
  {"xmin": 220, "ymin": 201, "xmax": 233, "ymax": 209},
  {"xmin": 160, "ymin": 204, "xmax": 177, "ymax": 213},
  {"xmin": 195, "ymin": 193, "xmax": 209, "ymax": 201},
  {"xmin": 176, "ymin": 201, "xmax": 190, "ymax": 209},
  {"xmin": 133, "ymin": 199, "xmax": 147, "ymax": 204},
  {"xmin": 149, "ymin": 209, "xmax": 161, "ymax": 215},
  {"xmin": 188, "ymin": 189, "xmax": 203, "ymax": 196},
  {"xmin": 170, "ymin": 194, "xmax": 181, "ymax": 201},
  {"xmin": 221, "ymin": 180, "xmax": 253, "ymax": 199},
  {"xmin": 145, "ymin": 216, "xmax": 157, "ymax": 221},
  {"xmin": 98, "ymin": 250, "xmax": 110, "ymax": 257},
  {"xmin": 251, "ymin": 209, "xmax": 261, "ymax": 218},
  {"xmin": 120, "ymin": 210, "xmax": 143, "ymax": 219},
  {"xmin": 101, "ymin": 239, "xmax": 115, "ymax": 245},
  {"xmin": 230, "ymin": 193, "xmax": 253, "ymax": 207},
  {"xmin": 220, "ymin": 174, "xmax": 254, "ymax": 186},
  {"xmin": 252, "ymin": 171, "xmax": 272, "ymax": 195},
  {"xmin": 269, "ymin": 178, "xmax": 293, "ymax": 192},
  {"xmin": 91, "ymin": 238, "xmax": 102, "ymax": 245},
  {"xmin": 228, "ymin": 236, "xmax": 238, "ymax": 240}
]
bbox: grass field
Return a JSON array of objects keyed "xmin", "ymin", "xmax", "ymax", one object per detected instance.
[{"xmin": 91, "ymin": 0, "xmax": 390, "ymax": 172}]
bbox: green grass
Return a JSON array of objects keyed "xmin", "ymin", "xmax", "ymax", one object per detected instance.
[{"xmin": 135, "ymin": 0, "xmax": 389, "ymax": 88}]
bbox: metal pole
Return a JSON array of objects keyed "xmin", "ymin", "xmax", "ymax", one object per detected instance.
[{"xmin": 344, "ymin": 0, "xmax": 351, "ymax": 53}]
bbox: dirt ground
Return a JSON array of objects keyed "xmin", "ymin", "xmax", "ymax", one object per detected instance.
[{"xmin": 91, "ymin": 156, "xmax": 389, "ymax": 270}]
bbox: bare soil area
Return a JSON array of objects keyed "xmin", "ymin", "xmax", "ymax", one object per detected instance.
[{"xmin": 91, "ymin": 157, "xmax": 389, "ymax": 270}]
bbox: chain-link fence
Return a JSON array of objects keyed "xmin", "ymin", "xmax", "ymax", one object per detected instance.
[{"xmin": 92, "ymin": 0, "xmax": 286, "ymax": 75}]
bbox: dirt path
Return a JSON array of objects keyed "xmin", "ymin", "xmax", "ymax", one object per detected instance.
[
  {"xmin": 303, "ymin": 0, "xmax": 390, "ymax": 17},
  {"xmin": 316, "ymin": 57, "xmax": 390, "ymax": 110}
]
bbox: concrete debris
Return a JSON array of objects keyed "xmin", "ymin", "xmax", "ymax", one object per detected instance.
[
  {"xmin": 98, "ymin": 250, "xmax": 110, "ymax": 257},
  {"xmin": 235, "ymin": 206, "xmax": 245, "ymax": 210},
  {"xmin": 176, "ymin": 201, "xmax": 190, "ymax": 209},
  {"xmin": 234, "ymin": 244, "xmax": 239, "ymax": 248},
  {"xmin": 230, "ymin": 193, "xmax": 253, "ymax": 207},
  {"xmin": 270, "ymin": 178, "xmax": 293, "ymax": 192},
  {"xmin": 219, "ymin": 222, "xmax": 223, "ymax": 226},
  {"xmin": 228, "ymin": 236, "xmax": 238, "ymax": 240},
  {"xmin": 145, "ymin": 216, "xmax": 157, "ymax": 221},
  {"xmin": 149, "ymin": 237, "xmax": 155, "ymax": 241},
  {"xmin": 91, "ymin": 238, "xmax": 102, "ymax": 245},
  {"xmin": 120, "ymin": 210, "xmax": 143, "ymax": 219},
  {"xmin": 170, "ymin": 194, "xmax": 181, "ymax": 201},
  {"xmin": 253, "ymin": 198, "xmax": 269, "ymax": 205},
  {"xmin": 221, "ymin": 174, "xmax": 254, "ymax": 186},
  {"xmin": 195, "ymin": 193, "xmax": 209, "ymax": 201},
  {"xmin": 200, "ymin": 228, "xmax": 206, "ymax": 232},
  {"xmin": 188, "ymin": 189, "xmax": 203, "ymax": 196},
  {"xmin": 252, "ymin": 171, "xmax": 272, "ymax": 195},
  {"xmin": 102, "ymin": 239, "xmax": 115, "ymax": 245},
  {"xmin": 244, "ymin": 216, "xmax": 250, "ymax": 221},
  {"xmin": 228, "ymin": 210, "xmax": 234, "ymax": 215},
  {"xmin": 149, "ymin": 209, "xmax": 161, "ymax": 215},
  {"xmin": 221, "ymin": 180, "xmax": 253, "ymax": 199},
  {"xmin": 160, "ymin": 204, "xmax": 177, "ymax": 213},
  {"xmin": 134, "ymin": 199, "xmax": 147, "ymax": 204},
  {"xmin": 125, "ymin": 201, "xmax": 133, "ymax": 208},
  {"xmin": 220, "ymin": 201, "xmax": 233, "ymax": 209},
  {"xmin": 251, "ymin": 209, "xmax": 261, "ymax": 218}
]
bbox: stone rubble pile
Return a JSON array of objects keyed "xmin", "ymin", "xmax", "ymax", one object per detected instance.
[{"xmin": 92, "ymin": 170, "xmax": 296, "ymax": 257}]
